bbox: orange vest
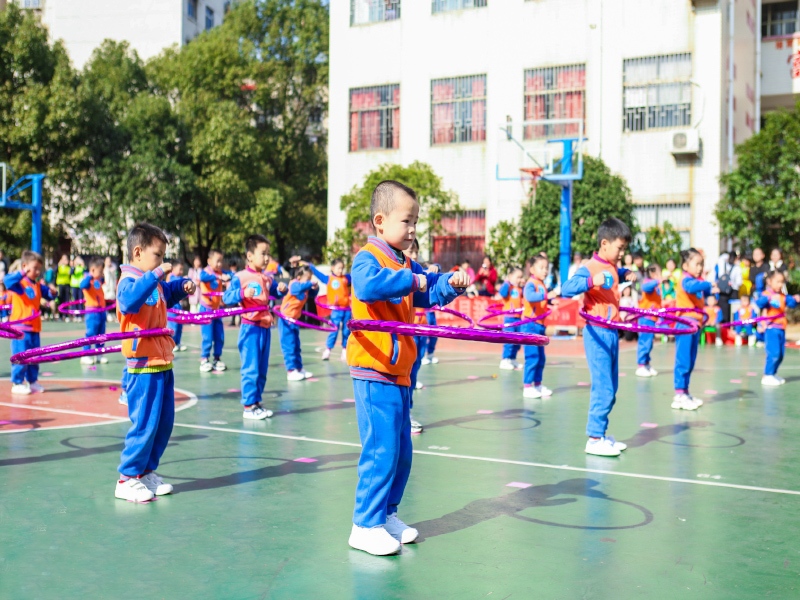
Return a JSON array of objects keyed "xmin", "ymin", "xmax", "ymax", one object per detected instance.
[
  {"xmin": 676, "ymin": 276, "xmax": 706, "ymax": 322},
  {"xmin": 116, "ymin": 266, "xmax": 174, "ymax": 370},
  {"xmin": 265, "ymin": 260, "xmax": 280, "ymax": 276},
  {"xmin": 10, "ymin": 276, "xmax": 42, "ymax": 332},
  {"xmin": 704, "ymin": 306, "xmax": 720, "ymax": 326},
  {"xmin": 522, "ymin": 278, "xmax": 548, "ymax": 318},
  {"xmin": 327, "ymin": 274, "xmax": 351, "ymax": 308},
  {"xmin": 414, "ymin": 310, "xmax": 427, "ymax": 325},
  {"xmin": 639, "ymin": 279, "xmax": 662, "ymax": 310},
  {"xmin": 200, "ymin": 267, "xmax": 223, "ymax": 309},
  {"xmin": 502, "ymin": 284, "xmax": 523, "ymax": 311},
  {"xmin": 281, "ymin": 281, "xmax": 308, "ymax": 320},
  {"xmin": 346, "ymin": 239, "xmax": 417, "ymax": 386},
  {"xmin": 583, "ymin": 254, "xmax": 620, "ymax": 324},
  {"xmin": 737, "ymin": 306, "xmax": 756, "ymax": 322},
  {"xmin": 237, "ymin": 267, "xmax": 274, "ymax": 327},
  {"xmin": 82, "ymin": 277, "xmax": 106, "ymax": 308},
  {"xmin": 764, "ymin": 290, "xmax": 788, "ymax": 329}
]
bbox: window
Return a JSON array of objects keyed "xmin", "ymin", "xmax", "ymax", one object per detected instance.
[
  {"xmin": 351, "ymin": 0, "xmax": 401, "ymax": 26},
  {"xmin": 432, "ymin": 210, "xmax": 486, "ymax": 269},
  {"xmin": 206, "ymin": 7, "xmax": 215, "ymax": 30},
  {"xmin": 224, "ymin": 1, "xmax": 232, "ymax": 15},
  {"xmin": 188, "ymin": 0, "xmax": 197, "ymax": 20},
  {"xmin": 349, "ymin": 85, "xmax": 400, "ymax": 152},
  {"xmin": 633, "ymin": 203, "xmax": 692, "ymax": 248},
  {"xmin": 431, "ymin": 74, "xmax": 486, "ymax": 145},
  {"xmin": 623, "ymin": 54, "xmax": 692, "ymax": 132},
  {"xmin": 432, "ymin": 0, "xmax": 487, "ymax": 14},
  {"xmin": 22, "ymin": 0, "xmax": 41, "ymax": 8},
  {"xmin": 523, "ymin": 64, "xmax": 585, "ymax": 139},
  {"xmin": 762, "ymin": 1, "xmax": 798, "ymax": 37}
]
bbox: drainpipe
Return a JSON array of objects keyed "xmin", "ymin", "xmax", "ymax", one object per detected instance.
[
  {"xmin": 756, "ymin": 0, "xmax": 762, "ymax": 133},
  {"xmin": 728, "ymin": 0, "xmax": 735, "ymax": 170}
]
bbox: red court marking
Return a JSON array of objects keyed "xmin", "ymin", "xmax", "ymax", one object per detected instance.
[
  {"xmin": 577, "ymin": 382, "xmax": 589, "ymax": 386},
  {"xmin": 466, "ymin": 376, "xmax": 479, "ymax": 380},
  {"xmin": 746, "ymin": 372, "xmax": 758, "ymax": 377},
  {"xmin": 227, "ymin": 389, "xmax": 240, "ymax": 393},
  {"xmin": 0, "ymin": 380, "xmax": 192, "ymax": 432},
  {"xmin": 307, "ymin": 378, "xmax": 319, "ymax": 382},
  {"xmin": 293, "ymin": 458, "xmax": 318, "ymax": 463},
  {"xmin": 41, "ymin": 372, "xmax": 54, "ymax": 377},
  {"xmin": 342, "ymin": 399, "xmax": 355, "ymax": 403},
  {"xmin": 619, "ymin": 373, "xmax": 626, "ymax": 377}
]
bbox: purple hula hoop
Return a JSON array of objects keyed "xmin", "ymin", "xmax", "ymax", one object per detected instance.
[
  {"xmin": 720, "ymin": 313, "xmax": 783, "ymax": 328},
  {"xmin": 203, "ymin": 291, "xmax": 225, "ymax": 297},
  {"xmin": 477, "ymin": 307, "xmax": 550, "ymax": 330},
  {"xmin": 417, "ymin": 305, "xmax": 476, "ymax": 328},
  {"xmin": 581, "ymin": 307, "xmax": 698, "ymax": 334},
  {"xmin": 10, "ymin": 328, "xmax": 175, "ymax": 365},
  {"xmin": 272, "ymin": 306, "xmax": 337, "ymax": 332},
  {"xmin": 167, "ymin": 305, "xmax": 273, "ymax": 325},
  {"xmin": 58, "ymin": 299, "xmax": 117, "ymax": 316},
  {"xmin": 0, "ymin": 303, "xmax": 10, "ymax": 311},
  {"xmin": 315, "ymin": 296, "xmax": 351, "ymax": 312},
  {"xmin": 348, "ymin": 319, "xmax": 549, "ymax": 346},
  {"xmin": 485, "ymin": 302, "xmax": 507, "ymax": 314},
  {"xmin": 0, "ymin": 311, "xmax": 41, "ymax": 340}
]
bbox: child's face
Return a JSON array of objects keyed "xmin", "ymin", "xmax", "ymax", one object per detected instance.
[
  {"xmin": 741, "ymin": 296, "xmax": 750, "ymax": 307},
  {"xmin": 707, "ymin": 296, "xmax": 717, "ymax": 306},
  {"xmin": 427, "ymin": 264, "xmax": 440, "ymax": 274},
  {"xmin": 769, "ymin": 273, "xmax": 785, "ymax": 293},
  {"xmin": 131, "ymin": 241, "xmax": 166, "ymax": 273},
  {"xmin": 332, "ymin": 262, "xmax": 344, "ymax": 277},
  {"xmin": 208, "ymin": 253, "xmax": 223, "ymax": 272},
  {"xmin": 173, "ymin": 264, "xmax": 185, "ymax": 277},
  {"xmin": 89, "ymin": 265, "xmax": 103, "ymax": 279},
  {"xmin": 373, "ymin": 192, "xmax": 419, "ymax": 251},
  {"xmin": 623, "ymin": 254, "xmax": 633, "ymax": 265},
  {"xmin": 23, "ymin": 259, "xmax": 42, "ymax": 281},
  {"xmin": 530, "ymin": 260, "xmax": 548, "ymax": 282},
  {"xmin": 666, "ymin": 259, "xmax": 676, "ymax": 271},
  {"xmin": 684, "ymin": 254, "xmax": 704, "ymax": 278},
  {"xmin": 247, "ymin": 242, "xmax": 270, "ymax": 271},
  {"xmin": 509, "ymin": 270, "xmax": 523, "ymax": 288},
  {"xmin": 598, "ymin": 238, "xmax": 627, "ymax": 265},
  {"xmin": 406, "ymin": 249, "xmax": 419, "ymax": 262},
  {"xmin": 298, "ymin": 271, "xmax": 312, "ymax": 283},
  {"xmin": 634, "ymin": 256, "xmax": 644, "ymax": 267},
  {"xmin": 771, "ymin": 249, "xmax": 782, "ymax": 263},
  {"xmin": 193, "ymin": 256, "xmax": 202, "ymax": 268}
]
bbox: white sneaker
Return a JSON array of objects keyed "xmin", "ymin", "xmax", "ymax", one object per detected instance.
[
  {"xmin": 243, "ymin": 405, "xmax": 273, "ymax": 419},
  {"xmin": 762, "ymin": 375, "xmax": 782, "ymax": 387},
  {"xmin": 756, "ymin": 341, "xmax": 765, "ymax": 348},
  {"xmin": 178, "ymin": 345, "xmax": 188, "ymax": 352},
  {"xmin": 11, "ymin": 382, "xmax": 31, "ymax": 395},
  {"xmin": 585, "ymin": 437, "xmax": 621, "ymax": 457},
  {"xmin": 199, "ymin": 360, "xmax": 213, "ymax": 372},
  {"xmin": 80, "ymin": 356, "xmax": 96, "ymax": 365},
  {"xmin": 115, "ymin": 478, "xmax": 155, "ymax": 503},
  {"xmin": 415, "ymin": 381, "xmax": 423, "ymax": 390},
  {"xmin": 777, "ymin": 376, "xmax": 786, "ymax": 385},
  {"xmin": 385, "ymin": 513, "xmax": 419, "ymax": 544},
  {"xmin": 635, "ymin": 366, "xmax": 652, "ymax": 378},
  {"xmin": 140, "ymin": 472, "xmax": 173, "ymax": 496},
  {"xmin": 29, "ymin": 382, "xmax": 45, "ymax": 393},
  {"xmin": 671, "ymin": 393, "xmax": 699, "ymax": 410},
  {"xmin": 287, "ymin": 369, "xmax": 305, "ymax": 381},
  {"xmin": 511, "ymin": 361, "xmax": 523, "ymax": 370},
  {"xmin": 348, "ymin": 524, "xmax": 401, "ymax": 555},
  {"xmin": 341, "ymin": 349, "xmax": 347, "ymax": 361},
  {"xmin": 735, "ymin": 335, "xmax": 742, "ymax": 347},
  {"xmin": 499, "ymin": 359, "xmax": 515, "ymax": 370},
  {"xmin": 748, "ymin": 335, "xmax": 756, "ymax": 347},
  {"xmin": 410, "ymin": 418, "xmax": 423, "ymax": 434},
  {"xmin": 536, "ymin": 384, "xmax": 553, "ymax": 397},
  {"xmin": 421, "ymin": 357, "xmax": 431, "ymax": 365},
  {"xmin": 687, "ymin": 393, "xmax": 704, "ymax": 406},
  {"xmin": 648, "ymin": 365, "xmax": 659, "ymax": 376},
  {"xmin": 321, "ymin": 348, "xmax": 331, "ymax": 361},
  {"xmin": 302, "ymin": 370, "xmax": 313, "ymax": 379},
  {"xmin": 119, "ymin": 391, "xmax": 128, "ymax": 406},
  {"xmin": 523, "ymin": 386, "xmax": 541, "ymax": 398},
  {"xmin": 212, "ymin": 360, "xmax": 227, "ymax": 372},
  {"xmin": 98, "ymin": 357, "xmax": 109, "ymax": 364},
  {"xmin": 605, "ymin": 435, "xmax": 627, "ymax": 452},
  {"xmin": 714, "ymin": 337, "xmax": 723, "ymax": 347},
  {"xmin": 429, "ymin": 356, "xmax": 439, "ymax": 364}
]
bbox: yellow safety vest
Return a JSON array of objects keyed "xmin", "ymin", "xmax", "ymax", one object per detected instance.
[
  {"xmin": 56, "ymin": 264, "xmax": 71, "ymax": 285},
  {"xmin": 70, "ymin": 266, "xmax": 84, "ymax": 288}
]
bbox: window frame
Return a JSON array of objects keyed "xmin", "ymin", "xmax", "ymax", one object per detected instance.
[
  {"xmin": 432, "ymin": 0, "xmax": 487, "ymax": 15},
  {"xmin": 762, "ymin": 1, "xmax": 798, "ymax": 38},
  {"xmin": 187, "ymin": 0, "xmax": 197, "ymax": 21},
  {"xmin": 622, "ymin": 53, "xmax": 693, "ymax": 133},
  {"xmin": 348, "ymin": 84, "xmax": 401, "ymax": 153},
  {"xmin": 205, "ymin": 6, "xmax": 215, "ymax": 30},
  {"xmin": 523, "ymin": 63, "xmax": 586, "ymax": 140},
  {"xmin": 350, "ymin": 0, "xmax": 402, "ymax": 27},
  {"xmin": 430, "ymin": 74, "xmax": 487, "ymax": 146}
]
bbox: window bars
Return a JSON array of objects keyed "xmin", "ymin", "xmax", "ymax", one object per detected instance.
[
  {"xmin": 431, "ymin": 74, "xmax": 487, "ymax": 145},
  {"xmin": 623, "ymin": 53, "xmax": 692, "ymax": 132},
  {"xmin": 523, "ymin": 64, "xmax": 586, "ymax": 139},
  {"xmin": 349, "ymin": 84, "xmax": 400, "ymax": 151}
]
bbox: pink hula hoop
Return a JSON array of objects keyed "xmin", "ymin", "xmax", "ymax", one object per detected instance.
[
  {"xmin": 477, "ymin": 307, "xmax": 549, "ymax": 330},
  {"xmin": 0, "ymin": 304, "xmax": 10, "ymax": 311},
  {"xmin": 272, "ymin": 306, "xmax": 337, "ymax": 332},
  {"xmin": 485, "ymin": 302, "xmax": 507, "ymax": 314},
  {"xmin": 349, "ymin": 319, "xmax": 549, "ymax": 346},
  {"xmin": 581, "ymin": 307, "xmax": 699, "ymax": 335},
  {"xmin": 10, "ymin": 328, "xmax": 175, "ymax": 365},
  {"xmin": 203, "ymin": 291, "xmax": 225, "ymax": 297},
  {"xmin": 315, "ymin": 295, "xmax": 351, "ymax": 312},
  {"xmin": 0, "ymin": 311, "xmax": 41, "ymax": 340},
  {"xmin": 416, "ymin": 305, "xmax": 476, "ymax": 328},
  {"xmin": 168, "ymin": 305, "xmax": 274, "ymax": 325},
  {"xmin": 58, "ymin": 299, "xmax": 116, "ymax": 316},
  {"xmin": 720, "ymin": 313, "xmax": 783, "ymax": 328}
]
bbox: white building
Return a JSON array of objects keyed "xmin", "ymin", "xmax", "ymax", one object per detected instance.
[
  {"xmin": 327, "ymin": 0, "xmax": 792, "ymax": 269},
  {"xmin": 10, "ymin": 0, "xmax": 230, "ymax": 68}
]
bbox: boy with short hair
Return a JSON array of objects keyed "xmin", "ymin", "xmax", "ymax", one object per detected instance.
[
  {"xmin": 4, "ymin": 250, "xmax": 54, "ymax": 395},
  {"xmin": 498, "ymin": 266, "xmax": 525, "ymax": 371},
  {"xmin": 734, "ymin": 294, "xmax": 758, "ymax": 347},
  {"xmin": 199, "ymin": 249, "xmax": 230, "ymax": 372},
  {"xmin": 79, "ymin": 257, "xmax": 109, "ymax": 366},
  {"xmin": 347, "ymin": 180, "xmax": 468, "ymax": 556},
  {"xmin": 522, "ymin": 255, "xmax": 557, "ymax": 399},
  {"xmin": 562, "ymin": 218, "xmax": 637, "ymax": 457},
  {"xmin": 115, "ymin": 223, "xmax": 195, "ymax": 502},
  {"xmin": 223, "ymin": 234, "xmax": 288, "ymax": 419}
]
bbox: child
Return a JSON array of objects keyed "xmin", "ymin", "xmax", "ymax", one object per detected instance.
[
  {"xmin": 522, "ymin": 255, "xmax": 557, "ymax": 398},
  {"xmin": 79, "ymin": 257, "xmax": 109, "ymax": 365},
  {"xmin": 562, "ymin": 218, "xmax": 636, "ymax": 457},
  {"xmin": 4, "ymin": 251, "xmax": 55, "ymax": 395},
  {"xmin": 347, "ymin": 180, "xmax": 467, "ymax": 556},
  {"xmin": 756, "ymin": 270, "xmax": 800, "ymax": 386},
  {"xmin": 0, "ymin": 282, "xmax": 9, "ymax": 322},
  {"xmin": 635, "ymin": 263, "xmax": 662, "ymax": 377},
  {"xmin": 672, "ymin": 248, "xmax": 718, "ymax": 410},
  {"xmin": 305, "ymin": 258, "xmax": 352, "ymax": 361},
  {"xmin": 167, "ymin": 262, "xmax": 188, "ymax": 352},
  {"xmin": 198, "ymin": 249, "xmax": 230, "ymax": 372},
  {"xmin": 734, "ymin": 294, "xmax": 758, "ymax": 347},
  {"xmin": 497, "ymin": 267, "xmax": 524, "ymax": 370},
  {"xmin": 420, "ymin": 263, "xmax": 441, "ymax": 365},
  {"xmin": 279, "ymin": 265, "xmax": 316, "ymax": 381},
  {"xmin": 222, "ymin": 235, "xmax": 288, "ymax": 418},
  {"xmin": 704, "ymin": 295, "xmax": 723, "ymax": 347},
  {"xmin": 114, "ymin": 223, "xmax": 194, "ymax": 502}
]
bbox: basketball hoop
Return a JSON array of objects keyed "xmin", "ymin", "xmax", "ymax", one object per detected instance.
[{"xmin": 520, "ymin": 167, "xmax": 544, "ymax": 201}]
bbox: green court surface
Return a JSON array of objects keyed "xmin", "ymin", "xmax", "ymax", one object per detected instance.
[{"xmin": 1, "ymin": 322, "xmax": 799, "ymax": 599}]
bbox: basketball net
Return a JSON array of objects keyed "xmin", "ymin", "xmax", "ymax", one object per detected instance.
[{"xmin": 520, "ymin": 167, "xmax": 543, "ymax": 203}]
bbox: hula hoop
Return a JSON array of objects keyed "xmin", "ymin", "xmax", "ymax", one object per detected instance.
[
  {"xmin": 485, "ymin": 302, "xmax": 509, "ymax": 314},
  {"xmin": 417, "ymin": 306, "xmax": 476, "ymax": 328},
  {"xmin": 580, "ymin": 307, "xmax": 699, "ymax": 335},
  {"xmin": 315, "ymin": 296, "xmax": 351, "ymax": 312},
  {"xmin": 203, "ymin": 291, "xmax": 225, "ymax": 297},
  {"xmin": 0, "ymin": 304, "xmax": 10, "ymax": 311},
  {"xmin": 58, "ymin": 299, "xmax": 116, "ymax": 316},
  {"xmin": 272, "ymin": 306, "xmax": 336, "ymax": 332},
  {"xmin": 720, "ymin": 313, "xmax": 783, "ymax": 328},
  {"xmin": 167, "ymin": 305, "xmax": 274, "ymax": 325},
  {"xmin": 0, "ymin": 311, "xmax": 41, "ymax": 340},
  {"xmin": 348, "ymin": 319, "xmax": 549, "ymax": 346},
  {"xmin": 10, "ymin": 328, "xmax": 175, "ymax": 365},
  {"xmin": 478, "ymin": 307, "xmax": 550, "ymax": 330}
]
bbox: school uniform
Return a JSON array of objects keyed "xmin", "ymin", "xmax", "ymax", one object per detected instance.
[
  {"xmin": 522, "ymin": 277, "xmax": 548, "ymax": 386},
  {"xmin": 3, "ymin": 271, "xmax": 54, "ymax": 385},
  {"xmin": 756, "ymin": 291, "xmax": 796, "ymax": 376},
  {"xmin": 673, "ymin": 275, "xmax": 712, "ymax": 392},
  {"xmin": 498, "ymin": 281, "xmax": 523, "ymax": 360},
  {"xmin": 166, "ymin": 274, "xmax": 184, "ymax": 345},
  {"xmin": 308, "ymin": 263, "xmax": 352, "ymax": 350},
  {"xmin": 79, "ymin": 274, "xmax": 107, "ymax": 351},
  {"xmin": 199, "ymin": 267, "xmax": 225, "ymax": 360},
  {"xmin": 279, "ymin": 280, "xmax": 314, "ymax": 372},
  {"xmin": 734, "ymin": 306, "xmax": 758, "ymax": 337},
  {"xmin": 637, "ymin": 279, "xmax": 662, "ymax": 367},
  {"xmin": 409, "ymin": 310, "xmax": 428, "ymax": 394}
]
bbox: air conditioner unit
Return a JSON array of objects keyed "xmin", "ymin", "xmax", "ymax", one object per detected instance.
[{"xmin": 670, "ymin": 129, "xmax": 701, "ymax": 155}]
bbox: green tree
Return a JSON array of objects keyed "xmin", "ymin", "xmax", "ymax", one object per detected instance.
[
  {"xmin": 518, "ymin": 155, "xmax": 637, "ymax": 263},
  {"xmin": 638, "ymin": 222, "xmax": 683, "ymax": 269},
  {"xmin": 717, "ymin": 102, "xmax": 800, "ymax": 256},
  {"xmin": 486, "ymin": 220, "xmax": 522, "ymax": 275}
]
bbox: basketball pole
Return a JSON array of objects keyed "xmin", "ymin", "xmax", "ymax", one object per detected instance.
[
  {"xmin": 558, "ymin": 180, "xmax": 572, "ymax": 286},
  {"xmin": 0, "ymin": 164, "xmax": 45, "ymax": 254}
]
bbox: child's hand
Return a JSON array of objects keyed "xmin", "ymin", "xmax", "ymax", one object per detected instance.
[
  {"xmin": 160, "ymin": 263, "xmax": 173, "ymax": 276},
  {"xmin": 311, "ymin": 282, "xmax": 319, "ymax": 290},
  {"xmin": 625, "ymin": 272, "xmax": 637, "ymax": 282},
  {"xmin": 221, "ymin": 274, "xmax": 231, "ymax": 282},
  {"xmin": 244, "ymin": 286, "xmax": 257, "ymax": 299},
  {"xmin": 794, "ymin": 294, "xmax": 800, "ymax": 303},
  {"xmin": 417, "ymin": 274, "xmax": 428, "ymax": 293},
  {"xmin": 183, "ymin": 280, "xmax": 196, "ymax": 295},
  {"xmin": 710, "ymin": 285, "xmax": 720, "ymax": 294},
  {"xmin": 449, "ymin": 271, "xmax": 470, "ymax": 288},
  {"xmin": 277, "ymin": 282, "xmax": 288, "ymax": 294},
  {"xmin": 591, "ymin": 272, "xmax": 607, "ymax": 287},
  {"xmin": 547, "ymin": 290, "xmax": 559, "ymax": 300}
]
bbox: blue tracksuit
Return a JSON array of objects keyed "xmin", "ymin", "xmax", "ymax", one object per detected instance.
[
  {"xmin": 4, "ymin": 272, "xmax": 53, "ymax": 385},
  {"xmin": 562, "ymin": 264, "xmax": 629, "ymax": 437},
  {"xmin": 636, "ymin": 279, "xmax": 660, "ymax": 366},
  {"xmin": 199, "ymin": 269, "xmax": 225, "ymax": 360},
  {"xmin": 79, "ymin": 275, "xmax": 107, "ymax": 351},
  {"xmin": 409, "ymin": 334, "xmax": 426, "ymax": 407},
  {"xmin": 279, "ymin": 281, "xmax": 314, "ymax": 372},
  {"xmin": 756, "ymin": 294, "xmax": 797, "ymax": 376},
  {"xmin": 309, "ymin": 264, "xmax": 352, "ymax": 350},
  {"xmin": 424, "ymin": 312, "xmax": 438, "ymax": 355},
  {"xmin": 673, "ymin": 276, "xmax": 712, "ymax": 392},
  {"xmin": 350, "ymin": 245, "xmax": 461, "ymax": 527},
  {"xmin": 522, "ymin": 280, "xmax": 547, "ymax": 385},
  {"xmin": 734, "ymin": 307, "xmax": 757, "ymax": 337},
  {"xmin": 498, "ymin": 281, "xmax": 521, "ymax": 360}
]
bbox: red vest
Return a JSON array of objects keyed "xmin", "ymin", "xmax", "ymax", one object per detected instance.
[
  {"xmin": 639, "ymin": 279, "xmax": 662, "ymax": 310},
  {"xmin": 502, "ymin": 284, "xmax": 523, "ymax": 311},
  {"xmin": 237, "ymin": 267, "xmax": 274, "ymax": 327},
  {"xmin": 583, "ymin": 254, "xmax": 620, "ymax": 325},
  {"xmin": 281, "ymin": 281, "xmax": 308, "ymax": 320},
  {"xmin": 200, "ymin": 267, "xmax": 223, "ymax": 309},
  {"xmin": 764, "ymin": 290, "xmax": 788, "ymax": 329},
  {"xmin": 10, "ymin": 276, "xmax": 42, "ymax": 332},
  {"xmin": 83, "ymin": 277, "xmax": 106, "ymax": 308}
]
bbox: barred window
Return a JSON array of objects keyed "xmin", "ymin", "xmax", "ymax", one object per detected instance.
[
  {"xmin": 205, "ymin": 7, "xmax": 215, "ymax": 30},
  {"xmin": 523, "ymin": 64, "xmax": 585, "ymax": 139},
  {"xmin": 762, "ymin": 1, "xmax": 798, "ymax": 37},
  {"xmin": 431, "ymin": 74, "xmax": 486, "ymax": 145},
  {"xmin": 432, "ymin": 0, "xmax": 487, "ymax": 14},
  {"xmin": 432, "ymin": 210, "xmax": 487, "ymax": 269},
  {"xmin": 623, "ymin": 54, "xmax": 692, "ymax": 132},
  {"xmin": 351, "ymin": 0, "xmax": 401, "ymax": 26},
  {"xmin": 349, "ymin": 85, "xmax": 400, "ymax": 152},
  {"xmin": 633, "ymin": 203, "xmax": 692, "ymax": 248}
]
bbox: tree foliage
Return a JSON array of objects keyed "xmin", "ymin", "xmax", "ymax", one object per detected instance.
[
  {"xmin": 486, "ymin": 220, "xmax": 522, "ymax": 276},
  {"xmin": 637, "ymin": 222, "xmax": 683, "ymax": 269}
]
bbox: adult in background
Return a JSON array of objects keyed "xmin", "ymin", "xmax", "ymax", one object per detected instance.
[
  {"xmin": 187, "ymin": 255, "xmax": 203, "ymax": 313},
  {"xmin": 55, "ymin": 254, "xmax": 72, "ymax": 321},
  {"xmin": 567, "ymin": 251, "xmax": 583, "ymax": 279},
  {"xmin": 714, "ymin": 251, "xmax": 741, "ymax": 323},
  {"xmin": 474, "ymin": 256, "xmax": 498, "ymax": 296},
  {"xmin": 750, "ymin": 248, "xmax": 769, "ymax": 299}
]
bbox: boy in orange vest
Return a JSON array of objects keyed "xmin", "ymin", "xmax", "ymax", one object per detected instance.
[
  {"xmin": 223, "ymin": 234, "xmax": 288, "ymax": 418},
  {"xmin": 4, "ymin": 250, "xmax": 54, "ymax": 395},
  {"xmin": 199, "ymin": 249, "xmax": 230, "ymax": 372},
  {"xmin": 305, "ymin": 258, "xmax": 351, "ymax": 361},
  {"xmin": 114, "ymin": 223, "xmax": 195, "ymax": 503},
  {"xmin": 347, "ymin": 180, "xmax": 468, "ymax": 556},
  {"xmin": 79, "ymin": 257, "xmax": 109, "ymax": 365},
  {"xmin": 635, "ymin": 263, "xmax": 663, "ymax": 377},
  {"xmin": 561, "ymin": 218, "xmax": 637, "ymax": 457},
  {"xmin": 279, "ymin": 265, "xmax": 317, "ymax": 381},
  {"xmin": 756, "ymin": 270, "xmax": 800, "ymax": 386},
  {"xmin": 498, "ymin": 266, "xmax": 524, "ymax": 370},
  {"xmin": 522, "ymin": 255, "xmax": 557, "ymax": 398}
]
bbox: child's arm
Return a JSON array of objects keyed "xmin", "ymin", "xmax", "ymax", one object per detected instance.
[
  {"xmin": 560, "ymin": 266, "xmax": 592, "ymax": 298},
  {"xmin": 497, "ymin": 281, "xmax": 510, "ymax": 298},
  {"xmin": 3, "ymin": 271, "xmax": 24, "ymax": 294},
  {"xmin": 162, "ymin": 278, "xmax": 190, "ymax": 308},
  {"xmin": 755, "ymin": 295, "xmax": 770, "ymax": 310},
  {"xmin": 290, "ymin": 281, "xmax": 314, "ymax": 298},
  {"xmin": 345, "ymin": 274, "xmax": 352, "ymax": 284},
  {"xmin": 222, "ymin": 274, "xmax": 244, "ymax": 305},
  {"xmin": 199, "ymin": 269, "xmax": 218, "ymax": 284},
  {"xmin": 306, "ymin": 263, "xmax": 330, "ymax": 284},
  {"xmin": 40, "ymin": 283, "xmax": 54, "ymax": 301},
  {"xmin": 641, "ymin": 279, "xmax": 659, "ymax": 294},
  {"xmin": 351, "ymin": 252, "xmax": 418, "ymax": 303},
  {"xmin": 117, "ymin": 268, "xmax": 166, "ymax": 315},
  {"xmin": 79, "ymin": 274, "xmax": 92, "ymax": 290},
  {"xmin": 412, "ymin": 262, "xmax": 463, "ymax": 308},
  {"xmin": 270, "ymin": 279, "xmax": 288, "ymax": 297},
  {"xmin": 787, "ymin": 295, "xmax": 799, "ymax": 309},
  {"xmin": 682, "ymin": 276, "xmax": 712, "ymax": 297},
  {"xmin": 524, "ymin": 281, "xmax": 546, "ymax": 304}
]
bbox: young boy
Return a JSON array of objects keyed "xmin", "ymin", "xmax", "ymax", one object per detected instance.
[
  {"xmin": 115, "ymin": 223, "xmax": 195, "ymax": 502},
  {"xmin": 223, "ymin": 234, "xmax": 288, "ymax": 419},
  {"xmin": 167, "ymin": 262, "xmax": 188, "ymax": 352},
  {"xmin": 734, "ymin": 294, "xmax": 758, "ymax": 347},
  {"xmin": 522, "ymin": 255, "xmax": 557, "ymax": 398},
  {"xmin": 305, "ymin": 258, "xmax": 351, "ymax": 362},
  {"xmin": 279, "ymin": 265, "xmax": 316, "ymax": 381},
  {"xmin": 347, "ymin": 180, "xmax": 468, "ymax": 556},
  {"xmin": 704, "ymin": 295, "xmax": 723, "ymax": 347},
  {"xmin": 756, "ymin": 270, "xmax": 800, "ymax": 386},
  {"xmin": 498, "ymin": 267, "xmax": 525, "ymax": 370},
  {"xmin": 78, "ymin": 257, "xmax": 109, "ymax": 365},
  {"xmin": 562, "ymin": 218, "xmax": 637, "ymax": 457},
  {"xmin": 635, "ymin": 263, "xmax": 662, "ymax": 377},
  {"xmin": 4, "ymin": 251, "xmax": 55, "ymax": 395},
  {"xmin": 199, "ymin": 249, "xmax": 230, "ymax": 372}
]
